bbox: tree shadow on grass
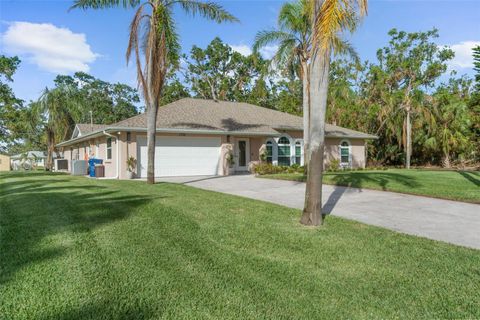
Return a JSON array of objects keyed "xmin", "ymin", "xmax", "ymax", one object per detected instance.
[
  {"xmin": 458, "ymin": 171, "xmax": 480, "ymax": 187},
  {"xmin": 327, "ymin": 171, "xmax": 420, "ymax": 191},
  {"xmin": 0, "ymin": 175, "xmax": 162, "ymax": 285}
]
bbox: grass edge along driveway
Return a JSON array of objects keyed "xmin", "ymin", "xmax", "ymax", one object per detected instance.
[
  {"xmin": 260, "ymin": 169, "xmax": 480, "ymax": 203},
  {"xmin": 1, "ymin": 171, "xmax": 479, "ymax": 319}
]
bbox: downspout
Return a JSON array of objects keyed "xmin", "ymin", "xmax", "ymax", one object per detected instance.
[{"xmin": 102, "ymin": 130, "xmax": 119, "ymax": 179}]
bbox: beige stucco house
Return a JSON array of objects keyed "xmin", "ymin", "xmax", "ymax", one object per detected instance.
[{"xmin": 57, "ymin": 98, "xmax": 377, "ymax": 179}]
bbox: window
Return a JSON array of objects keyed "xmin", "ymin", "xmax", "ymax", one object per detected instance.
[
  {"xmin": 106, "ymin": 138, "xmax": 112, "ymax": 160},
  {"xmin": 277, "ymin": 137, "xmax": 291, "ymax": 166},
  {"xmin": 126, "ymin": 132, "xmax": 131, "ymax": 142},
  {"xmin": 295, "ymin": 141, "xmax": 302, "ymax": 165},
  {"xmin": 266, "ymin": 141, "xmax": 273, "ymax": 163},
  {"xmin": 340, "ymin": 140, "xmax": 350, "ymax": 166}
]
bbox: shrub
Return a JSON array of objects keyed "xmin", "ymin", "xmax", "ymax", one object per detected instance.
[{"xmin": 326, "ymin": 159, "xmax": 340, "ymax": 172}]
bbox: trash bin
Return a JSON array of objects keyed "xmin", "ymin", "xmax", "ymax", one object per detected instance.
[
  {"xmin": 94, "ymin": 164, "xmax": 105, "ymax": 178},
  {"xmin": 88, "ymin": 158, "xmax": 103, "ymax": 177}
]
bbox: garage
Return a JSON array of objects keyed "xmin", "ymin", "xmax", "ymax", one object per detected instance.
[{"xmin": 137, "ymin": 136, "xmax": 221, "ymax": 177}]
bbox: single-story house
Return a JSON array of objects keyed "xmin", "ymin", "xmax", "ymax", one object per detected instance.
[
  {"xmin": 57, "ymin": 98, "xmax": 377, "ymax": 179},
  {"xmin": 0, "ymin": 154, "xmax": 11, "ymax": 171},
  {"xmin": 10, "ymin": 151, "xmax": 49, "ymax": 170}
]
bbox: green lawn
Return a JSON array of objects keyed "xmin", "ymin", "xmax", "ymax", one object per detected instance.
[
  {"xmin": 261, "ymin": 169, "xmax": 480, "ymax": 203},
  {"xmin": 1, "ymin": 172, "xmax": 479, "ymax": 319}
]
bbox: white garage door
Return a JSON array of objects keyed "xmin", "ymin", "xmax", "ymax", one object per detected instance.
[{"xmin": 137, "ymin": 136, "xmax": 221, "ymax": 177}]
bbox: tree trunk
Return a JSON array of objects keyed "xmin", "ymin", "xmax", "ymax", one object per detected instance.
[
  {"xmin": 406, "ymin": 109, "xmax": 412, "ymax": 169},
  {"xmin": 442, "ymin": 153, "xmax": 451, "ymax": 168},
  {"xmin": 146, "ymin": 99, "xmax": 158, "ymax": 184},
  {"xmin": 301, "ymin": 60, "xmax": 310, "ymax": 168},
  {"xmin": 300, "ymin": 46, "xmax": 330, "ymax": 226},
  {"xmin": 46, "ymin": 128, "xmax": 55, "ymax": 171}
]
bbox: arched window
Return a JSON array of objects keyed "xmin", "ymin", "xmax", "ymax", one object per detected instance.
[
  {"xmin": 277, "ymin": 136, "xmax": 291, "ymax": 166},
  {"xmin": 340, "ymin": 140, "xmax": 351, "ymax": 166},
  {"xmin": 266, "ymin": 140, "xmax": 273, "ymax": 163},
  {"xmin": 295, "ymin": 141, "xmax": 302, "ymax": 165}
]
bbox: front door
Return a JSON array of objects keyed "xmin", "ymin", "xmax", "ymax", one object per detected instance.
[{"xmin": 235, "ymin": 138, "xmax": 250, "ymax": 171}]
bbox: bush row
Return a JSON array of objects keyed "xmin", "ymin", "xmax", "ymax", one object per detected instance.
[{"xmin": 252, "ymin": 162, "xmax": 388, "ymax": 175}]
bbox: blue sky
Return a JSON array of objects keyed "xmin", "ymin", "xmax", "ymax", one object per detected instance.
[{"xmin": 1, "ymin": 0, "xmax": 479, "ymax": 103}]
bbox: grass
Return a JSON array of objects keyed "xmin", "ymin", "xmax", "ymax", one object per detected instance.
[
  {"xmin": 260, "ymin": 169, "xmax": 480, "ymax": 203},
  {"xmin": 1, "ymin": 171, "xmax": 479, "ymax": 319}
]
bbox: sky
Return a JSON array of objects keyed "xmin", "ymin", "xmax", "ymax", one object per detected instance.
[{"xmin": 1, "ymin": 0, "xmax": 479, "ymax": 103}]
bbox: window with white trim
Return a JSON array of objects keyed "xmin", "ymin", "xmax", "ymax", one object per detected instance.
[
  {"xmin": 295, "ymin": 141, "xmax": 302, "ymax": 165},
  {"xmin": 340, "ymin": 140, "xmax": 351, "ymax": 166},
  {"xmin": 277, "ymin": 137, "xmax": 291, "ymax": 166},
  {"xmin": 266, "ymin": 140, "xmax": 273, "ymax": 163},
  {"xmin": 106, "ymin": 138, "xmax": 112, "ymax": 160}
]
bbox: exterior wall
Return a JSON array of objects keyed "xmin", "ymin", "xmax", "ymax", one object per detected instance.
[
  {"xmin": 0, "ymin": 155, "xmax": 10, "ymax": 171},
  {"xmin": 58, "ymin": 130, "xmax": 367, "ymax": 179},
  {"xmin": 324, "ymin": 138, "xmax": 366, "ymax": 169}
]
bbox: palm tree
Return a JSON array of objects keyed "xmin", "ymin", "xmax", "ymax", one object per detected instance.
[
  {"xmin": 36, "ymin": 86, "xmax": 78, "ymax": 170},
  {"xmin": 253, "ymin": 0, "xmax": 312, "ymax": 160},
  {"xmin": 300, "ymin": 0, "xmax": 367, "ymax": 226},
  {"xmin": 72, "ymin": 0, "xmax": 237, "ymax": 184},
  {"xmin": 253, "ymin": 0, "xmax": 358, "ymax": 168}
]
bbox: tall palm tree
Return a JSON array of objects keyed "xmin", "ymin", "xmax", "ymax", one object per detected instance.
[
  {"xmin": 72, "ymin": 0, "xmax": 237, "ymax": 184},
  {"xmin": 253, "ymin": 0, "xmax": 312, "ymax": 159},
  {"xmin": 300, "ymin": 0, "xmax": 367, "ymax": 226},
  {"xmin": 254, "ymin": 0, "xmax": 358, "ymax": 168}
]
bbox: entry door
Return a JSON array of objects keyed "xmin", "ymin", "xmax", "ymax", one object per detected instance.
[{"xmin": 235, "ymin": 138, "xmax": 250, "ymax": 171}]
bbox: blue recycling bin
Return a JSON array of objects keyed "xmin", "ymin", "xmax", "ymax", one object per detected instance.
[{"xmin": 88, "ymin": 158, "xmax": 103, "ymax": 177}]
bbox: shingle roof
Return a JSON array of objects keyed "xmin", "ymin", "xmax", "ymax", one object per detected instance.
[
  {"xmin": 113, "ymin": 98, "xmax": 377, "ymax": 138},
  {"xmin": 76, "ymin": 124, "xmax": 108, "ymax": 135}
]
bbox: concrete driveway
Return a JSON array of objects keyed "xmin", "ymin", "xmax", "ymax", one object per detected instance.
[{"xmin": 158, "ymin": 174, "xmax": 480, "ymax": 249}]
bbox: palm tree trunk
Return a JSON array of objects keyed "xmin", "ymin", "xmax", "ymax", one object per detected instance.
[
  {"xmin": 406, "ymin": 109, "xmax": 411, "ymax": 169},
  {"xmin": 300, "ymin": 47, "xmax": 330, "ymax": 226},
  {"xmin": 46, "ymin": 128, "xmax": 55, "ymax": 171},
  {"xmin": 146, "ymin": 101, "xmax": 158, "ymax": 184},
  {"xmin": 301, "ymin": 60, "xmax": 310, "ymax": 167}
]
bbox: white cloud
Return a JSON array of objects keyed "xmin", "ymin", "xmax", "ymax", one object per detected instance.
[
  {"xmin": 229, "ymin": 44, "xmax": 252, "ymax": 56},
  {"xmin": 229, "ymin": 43, "xmax": 279, "ymax": 60},
  {"xmin": 258, "ymin": 45, "xmax": 278, "ymax": 60},
  {"xmin": 446, "ymin": 40, "xmax": 480, "ymax": 69},
  {"xmin": 1, "ymin": 21, "xmax": 99, "ymax": 73}
]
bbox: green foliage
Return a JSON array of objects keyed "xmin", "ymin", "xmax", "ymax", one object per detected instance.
[
  {"xmin": 126, "ymin": 156, "xmax": 137, "ymax": 172},
  {"xmin": 53, "ymin": 72, "xmax": 140, "ymax": 124},
  {"xmin": 0, "ymin": 55, "xmax": 23, "ymax": 152},
  {"xmin": 473, "ymin": 45, "xmax": 480, "ymax": 92},
  {"xmin": 184, "ymin": 37, "xmax": 276, "ymax": 108},
  {"xmin": 326, "ymin": 159, "xmax": 340, "ymax": 172},
  {"xmin": 253, "ymin": 162, "xmax": 304, "ymax": 175}
]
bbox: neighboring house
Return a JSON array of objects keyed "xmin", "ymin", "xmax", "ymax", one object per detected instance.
[
  {"xmin": 10, "ymin": 151, "xmax": 50, "ymax": 170},
  {"xmin": 57, "ymin": 98, "xmax": 377, "ymax": 179},
  {"xmin": 0, "ymin": 154, "xmax": 11, "ymax": 171}
]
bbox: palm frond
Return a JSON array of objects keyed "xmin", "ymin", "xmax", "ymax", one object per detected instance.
[
  {"xmin": 172, "ymin": 0, "xmax": 239, "ymax": 23},
  {"xmin": 70, "ymin": 0, "xmax": 141, "ymax": 10},
  {"xmin": 253, "ymin": 30, "xmax": 294, "ymax": 53},
  {"xmin": 313, "ymin": 0, "xmax": 367, "ymax": 52},
  {"xmin": 331, "ymin": 36, "xmax": 359, "ymax": 63},
  {"xmin": 127, "ymin": 5, "xmax": 149, "ymax": 102}
]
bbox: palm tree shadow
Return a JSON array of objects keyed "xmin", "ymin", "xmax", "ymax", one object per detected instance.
[
  {"xmin": 328, "ymin": 171, "xmax": 420, "ymax": 191},
  {"xmin": 322, "ymin": 185, "xmax": 348, "ymax": 216},
  {"xmin": 458, "ymin": 171, "xmax": 480, "ymax": 187}
]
